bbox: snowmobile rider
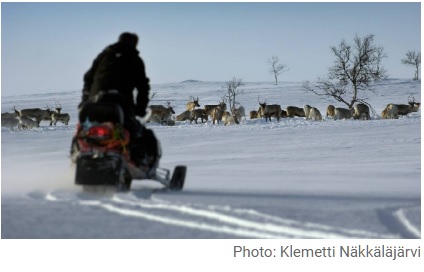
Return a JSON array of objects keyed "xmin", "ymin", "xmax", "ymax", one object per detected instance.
[{"xmin": 78, "ymin": 32, "xmax": 159, "ymax": 168}]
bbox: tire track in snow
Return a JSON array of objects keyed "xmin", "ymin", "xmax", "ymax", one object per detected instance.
[
  {"xmin": 377, "ymin": 205, "xmax": 421, "ymax": 239},
  {"xmin": 112, "ymin": 195, "xmax": 346, "ymax": 238},
  {"xmin": 393, "ymin": 209, "xmax": 421, "ymax": 238},
  {"xmin": 207, "ymin": 204, "xmax": 397, "ymax": 238},
  {"xmin": 44, "ymin": 191, "xmax": 401, "ymax": 239},
  {"xmin": 78, "ymin": 199, "xmax": 280, "ymax": 238},
  {"xmin": 45, "ymin": 191, "xmax": 281, "ymax": 238},
  {"xmin": 111, "ymin": 194, "xmax": 395, "ymax": 238}
]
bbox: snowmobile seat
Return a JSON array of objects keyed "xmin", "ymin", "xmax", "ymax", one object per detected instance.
[{"xmin": 79, "ymin": 102, "xmax": 124, "ymax": 124}]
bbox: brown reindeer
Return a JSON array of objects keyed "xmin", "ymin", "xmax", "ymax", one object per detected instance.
[
  {"xmin": 286, "ymin": 106, "xmax": 305, "ymax": 118},
  {"xmin": 149, "ymin": 101, "xmax": 175, "ymax": 125},
  {"xmin": 176, "ymin": 110, "xmax": 192, "ymax": 122},
  {"xmin": 204, "ymin": 99, "xmax": 227, "ymax": 119},
  {"xmin": 258, "ymin": 97, "xmax": 282, "ymax": 122},
  {"xmin": 18, "ymin": 105, "xmax": 55, "ymax": 126},
  {"xmin": 211, "ymin": 104, "xmax": 225, "ymax": 125},
  {"xmin": 186, "ymin": 95, "xmax": 200, "ymax": 111},
  {"xmin": 249, "ymin": 110, "xmax": 258, "ymax": 119},
  {"xmin": 333, "ymin": 107, "xmax": 354, "ymax": 120},
  {"xmin": 395, "ymin": 95, "xmax": 421, "ymax": 115},
  {"xmin": 191, "ymin": 109, "xmax": 209, "ymax": 124}
]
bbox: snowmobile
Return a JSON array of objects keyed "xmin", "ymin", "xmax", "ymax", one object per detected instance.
[{"xmin": 70, "ymin": 95, "xmax": 186, "ymax": 192}]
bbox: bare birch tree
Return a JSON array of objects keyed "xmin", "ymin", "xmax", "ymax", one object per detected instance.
[
  {"xmin": 303, "ymin": 34, "xmax": 387, "ymax": 109},
  {"xmin": 223, "ymin": 77, "xmax": 244, "ymax": 123},
  {"xmin": 268, "ymin": 56, "xmax": 288, "ymax": 85},
  {"xmin": 401, "ymin": 50, "xmax": 421, "ymax": 80}
]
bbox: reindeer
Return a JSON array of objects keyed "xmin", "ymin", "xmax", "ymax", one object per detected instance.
[
  {"xmin": 232, "ymin": 106, "xmax": 246, "ymax": 123},
  {"xmin": 1, "ymin": 112, "xmax": 18, "ymax": 119},
  {"xmin": 306, "ymin": 107, "xmax": 323, "ymax": 121},
  {"xmin": 186, "ymin": 95, "xmax": 200, "ymax": 111},
  {"xmin": 286, "ymin": 106, "xmax": 306, "ymax": 118},
  {"xmin": 258, "ymin": 97, "xmax": 282, "ymax": 122},
  {"xmin": 13, "ymin": 106, "xmax": 39, "ymax": 129},
  {"xmin": 353, "ymin": 103, "xmax": 371, "ymax": 120},
  {"xmin": 211, "ymin": 104, "xmax": 225, "ymax": 125},
  {"xmin": 249, "ymin": 110, "xmax": 258, "ymax": 119},
  {"xmin": 204, "ymin": 99, "xmax": 227, "ymax": 119},
  {"xmin": 190, "ymin": 109, "xmax": 209, "ymax": 124},
  {"xmin": 54, "ymin": 101, "xmax": 62, "ymax": 113},
  {"xmin": 176, "ymin": 110, "xmax": 192, "ymax": 122},
  {"xmin": 395, "ymin": 95, "xmax": 421, "ymax": 115},
  {"xmin": 51, "ymin": 112, "xmax": 71, "ymax": 125},
  {"xmin": 303, "ymin": 105, "xmax": 312, "ymax": 118},
  {"xmin": 326, "ymin": 105, "xmax": 335, "ymax": 118},
  {"xmin": 381, "ymin": 104, "xmax": 399, "ymax": 119},
  {"xmin": 221, "ymin": 111, "xmax": 239, "ymax": 126},
  {"xmin": 333, "ymin": 107, "xmax": 354, "ymax": 120},
  {"xmin": 257, "ymin": 106, "xmax": 263, "ymax": 118},
  {"xmin": 149, "ymin": 101, "xmax": 175, "ymax": 125},
  {"xmin": 18, "ymin": 105, "xmax": 55, "ymax": 126},
  {"xmin": 51, "ymin": 102, "xmax": 70, "ymax": 125},
  {"xmin": 1, "ymin": 112, "xmax": 19, "ymax": 130}
]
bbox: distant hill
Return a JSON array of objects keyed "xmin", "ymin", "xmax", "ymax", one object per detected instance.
[{"xmin": 180, "ymin": 80, "xmax": 201, "ymax": 83}]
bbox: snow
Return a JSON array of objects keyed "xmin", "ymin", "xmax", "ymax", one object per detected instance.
[{"xmin": 1, "ymin": 79, "xmax": 421, "ymax": 241}]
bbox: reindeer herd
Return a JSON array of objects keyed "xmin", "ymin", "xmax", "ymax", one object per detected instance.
[
  {"xmin": 2, "ymin": 94, "xmax": 420, "ymax": 130},
  {"xmin": 148, "ymin": 96, "xmax": 247, "ymax": 126},
  {"xmin": 1, "ymin": 102, "xmax": 70, "ymax": 130},
  {"xmin": 146, "ymin": 94, "xmax": 421, "ymax": 126}
]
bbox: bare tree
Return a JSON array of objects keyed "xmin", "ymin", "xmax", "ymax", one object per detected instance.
[
  {"xmin": 304, "ymin": 34, "xmax": 387, "ymax": 110},
  {"xmin": 401, "ymin": 50, "xmax": 421, "ymax": 80},
  {"xmin": 268, "ymin": 56, "xmax": 288, "ymax": 85},
  {"xmin": 223, "ymin": 77, "xmax": 244, "ymax": 123}
]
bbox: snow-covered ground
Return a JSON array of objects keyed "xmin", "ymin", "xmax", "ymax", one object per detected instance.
[{"xmin": 1, "ymin": 79, "xmax": 421, "ymax": 239}]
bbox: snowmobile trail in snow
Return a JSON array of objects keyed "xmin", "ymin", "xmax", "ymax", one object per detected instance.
[
  {"xmin": 37, "ymin": 189, "xmax": 405, "ymax": 239},
  {"xmin": 377, "ymin": 205, "xmax": 421, "ymax": 239}
]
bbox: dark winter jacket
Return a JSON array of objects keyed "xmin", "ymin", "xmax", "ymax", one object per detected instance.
[{"xmin": 81, "ymin": 41, "xmax": 150, "ymax": 117}]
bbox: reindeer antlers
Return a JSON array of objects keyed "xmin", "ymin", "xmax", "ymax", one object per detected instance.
[
  {"xmin": 11, "ymin": 106, "xmax": 20, "ymax": 116},
  {"xmin": 258, "ymin": 95, "xmax": 266, "ymax": 104},
  {"xmin": 189, "ymin": 94, "xmax": 199, "ymax": 102},
  {"xmin": 220, "ymin": 95, "xmax": 227, "ymax": 103},
  {"xmin": 54, "ymin": 101, "xmax": 62, "ymax": 113},
  {"xmin": 408, "ymin": 94, "xmax": 416, "ymax": 103}
]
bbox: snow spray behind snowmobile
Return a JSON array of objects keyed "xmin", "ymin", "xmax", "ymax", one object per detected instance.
[{"xmin": 70, "ymin": 92, "xmax": 186, "ymax": 191}]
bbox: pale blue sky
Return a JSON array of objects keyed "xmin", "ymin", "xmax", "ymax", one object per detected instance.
[{"xmin": 1, "ymin": 2, "xmax": 421, "ymax": 96}]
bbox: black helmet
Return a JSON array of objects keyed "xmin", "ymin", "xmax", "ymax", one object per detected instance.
[{"xmin": 118, "ymin": 32, "xmax": 138, "ymax": 48}]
